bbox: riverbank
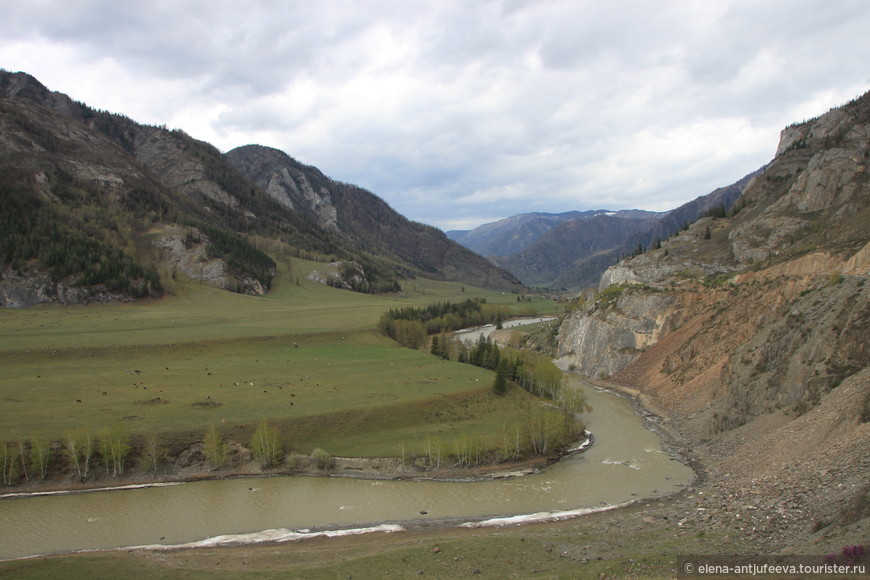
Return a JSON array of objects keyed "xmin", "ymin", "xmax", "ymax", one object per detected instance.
[{"xmin": 0, "ymin": 436, "xmax": 591, "ymax": 499}]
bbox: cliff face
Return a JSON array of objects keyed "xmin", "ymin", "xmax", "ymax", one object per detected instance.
[
  {"xmin": 558, "ymin": 91, "xmax": 870, "ymax": 437},
  {"xmin": 224, "ymin": 145, "xmax": 339, "ymax": 231}
]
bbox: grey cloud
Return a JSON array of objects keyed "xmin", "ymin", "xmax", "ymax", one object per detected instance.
[{"xmin": 2, "ymin": 0, "xmax": 868, "ymax": 230}]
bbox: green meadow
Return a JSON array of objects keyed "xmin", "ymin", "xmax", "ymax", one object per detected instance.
[{"xmin": 0, "ymin": 258, "xmax": 558, "ymax": 457}]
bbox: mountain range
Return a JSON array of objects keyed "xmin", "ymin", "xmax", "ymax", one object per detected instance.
[
  {"xmin": 0, "ymin": 70, "xmax": 522, "ymax": 307},
  {"xmin": 448, "ymin": 169, "xmax": 762, "ymax": 290}
]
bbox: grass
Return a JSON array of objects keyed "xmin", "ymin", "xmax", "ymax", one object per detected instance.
[{"xmin": 0, "ymin": 257, "xmax": 558, "ymax": 453}]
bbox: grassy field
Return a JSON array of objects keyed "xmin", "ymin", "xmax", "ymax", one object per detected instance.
[{"xmin": 0, "ymin": 258, "xmax": 559, "ymax": 456}]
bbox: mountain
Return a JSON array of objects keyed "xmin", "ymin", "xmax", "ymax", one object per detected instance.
[
  {"xmin": 450, "ymin": 176, "xmax": 757, "ymax": 290},
  {"xmin": 556, "ymin": 91, "xmax": 869, "ymax": 548},
  {"xmin": 0, "ymin": 71, "xmax": 521, "ymax": 307},
  {"xmin": 225, "ymin": 145, "xmax": 522, "ymax": 291},
  {"xmin": 491, "ymin": 211, "xmax": 663, "ymax": 290},
  {"xmin": 446, "ymin": 210, "xmax": 655, "ymax": 257}
]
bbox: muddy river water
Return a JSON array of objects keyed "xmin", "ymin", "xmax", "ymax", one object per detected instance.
[{"xmin": 0, "ymin": 375, "xmax": 694, "ymax": 560}]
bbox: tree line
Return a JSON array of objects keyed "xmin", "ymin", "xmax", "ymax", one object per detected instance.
[
  {"xmin": 0, "ymin": 419, "xmax": 332, "ymax": 487},
  {"xmin": 1, "ymin": 423, "xmax": 134, "ymax": 486},
  {"xmin": 378, "ymin": 298, "xmax": 510, "ymax": 348},
  {"xmin": 379, "ymin": 298, "xmax": 591, "ymax": 462}
]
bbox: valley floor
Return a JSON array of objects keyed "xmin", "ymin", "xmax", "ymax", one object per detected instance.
[{"xmin": 3, "ymin": 371, "xmax": 866, "ymax": 578}]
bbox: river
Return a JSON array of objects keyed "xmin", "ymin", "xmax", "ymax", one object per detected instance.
[
  {"xmin": 0, "ymin": 374, "xmax": 693, "ymax": 561},
  {"xmin": 454, "ymin": 316, "xmax": 557, "ymax": 344}
]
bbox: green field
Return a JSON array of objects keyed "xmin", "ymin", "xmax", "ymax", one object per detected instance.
[{"xmin": 0, "ymin": 258, "xmax": 558, "ymax": 456}]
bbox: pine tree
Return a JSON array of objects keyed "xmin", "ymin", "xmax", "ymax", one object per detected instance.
[{"xmin": 493, "ymin": 359, "xmax": 509, "ymax": 395}]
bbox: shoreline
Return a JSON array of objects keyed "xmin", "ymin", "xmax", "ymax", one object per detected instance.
[
  {"xmin": 575, "ymin": 375, "xmax": 705, "ymax": 487},
  {"xmin": 0, "ymin": 431, "xmax": 596, "ymax": 500}
]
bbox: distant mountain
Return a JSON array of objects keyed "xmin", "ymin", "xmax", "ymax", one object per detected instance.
[
  {"xmin": 0, "ymin": 70, "xmax": 522, "ymax": 307},
  {"xmin": 492, "ymin": 212, "xmax": 663, "ymax": 289},
  {"xmin": 446, "ymin": 209, "xmax": 662, "ymax": 257},
  {"xmin": 450, "ymin": 173, "xmax": 759, "ymax": 290}
]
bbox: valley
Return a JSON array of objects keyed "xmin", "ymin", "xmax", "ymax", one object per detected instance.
[{"xmin": 0, "ymin": 71, "xmax": 867, "ymax": 578}]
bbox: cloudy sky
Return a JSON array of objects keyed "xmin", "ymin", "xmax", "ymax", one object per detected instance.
[{"xmin": 3, "ymin": 1, "xmax": 868, "ymax": 230}]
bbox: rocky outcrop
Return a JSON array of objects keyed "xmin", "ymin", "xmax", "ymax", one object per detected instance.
[
  {"xmin": 306, "ymin": 261, "xmax": 369, "ymax": 292},
  {"xmin": 264, "ymin": 168, "xmax": 338, "ymax": 231},
  {"xmin": 0, "ymin": 267, "xmax": 127, "ymax": 308},
  {"xmin": 225, "ymin": 145, "xmax": 339, "ymax": 231},
  {"xmin": 150, "ymin": 224, "xmax": 268, "ymax": 295},
  {"xmin": 558, "ymin": 288, "xmax": 686, "ymax": 378},
  {"xmin": 134, "ymin": 127, "xmax": 240, "ymax": 209}
]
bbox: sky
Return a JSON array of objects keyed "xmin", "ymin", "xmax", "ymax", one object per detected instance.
[{"xmin": 2, "ymin": 1, "xmax": 868, "ymax": 231}]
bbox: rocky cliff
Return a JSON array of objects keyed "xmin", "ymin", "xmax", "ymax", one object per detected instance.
[
  {"xmin": 559, "ymin": 92, "xmax": 868, "ymax": 429},
  {"xmin": 556, "ymin": 91, "xmax": 869, "ymax": 549}
]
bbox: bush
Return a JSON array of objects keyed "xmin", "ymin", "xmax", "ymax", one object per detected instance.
[{"xmin": 311, "ymin": 448, "xmax": 334, "ymax": 470}]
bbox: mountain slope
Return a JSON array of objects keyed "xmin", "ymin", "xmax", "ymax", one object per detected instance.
[
  {"xmin": 0, "ymin": 70, "xmax": 522, "ymax": 306},
  {"xmin": 492, "ymin": 212, "xmax": 662, "ymax": 289},
  {"xmin": 560, "ymin": 93, "xmax": 870, "ymax": 437},
  {"xmin": 226, "ymin": 145, "xmax": 523, "ymax": 291},
  {"xmin": 448, "ymin": 211, "xmax": 619, "ymax": 257},
  {"xmin": 556, "ymin": 90, "xmax": 869, "ymax": 550}
]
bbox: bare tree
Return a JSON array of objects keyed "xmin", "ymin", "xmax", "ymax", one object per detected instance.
[
  {"xmin": 29, "ymin": 437, "xmax": 51, "ymax": 481},
  {"xmin": 17, "ymin": 441, "xmax": 29, "ymax": 482},
  {"xmin": 63, "ymin": 432, "xmax": 82, "ymax": 479},
  {"xmin": 0, "ymin": 442, "xmax": 18, "ymax": 486},
  {"xmin": 141, "ymin": 433, "xmax": 167, "ymax": 476},
  {"xmin": 203, "ymin": 423, "xmax": 227, "ymax": 469},
  {"xmin": 100, "ymin": 424, "xmax": 130, "ymax": 477}
]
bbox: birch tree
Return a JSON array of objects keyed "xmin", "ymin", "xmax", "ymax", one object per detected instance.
[
  {"xmin": 0, "ymin": 442, "xmax": 18, "ymax": 486},
  {"xmin": 203, "ymin": 423, "xmax": 227, "ymax": 468},
  {"xmin": 100, "ymin": 423, "xmax": 130, "ymax": 476},
  {"xmin": 63, "ymin": 431, "xmax": 95, "ymax": 480},
  {"xmin": 30, "ymin": 437, "xmax": 51, "ymax": 481},
  {"xmin": 82, "ymin": 430, "xmax": 96, "ymax": 479},
  {"xmin": 63, "ymin": 432, "xmax": 80, "ymax": 479},
  {"xmin": 251, "ymin": 419, "xmax": 283, "ymax": 469},
  {"xmin": 141, "ymin": 433, "xmax": 167, "ymax": 476},
  {"xmin": 17, "ymin": 441, "xmax": 29, "ymax": 482}
]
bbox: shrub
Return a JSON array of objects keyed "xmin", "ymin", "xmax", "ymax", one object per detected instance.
[{"xmin": 311, "ymin": 448, "xmax": 334, "ymax": 470}]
